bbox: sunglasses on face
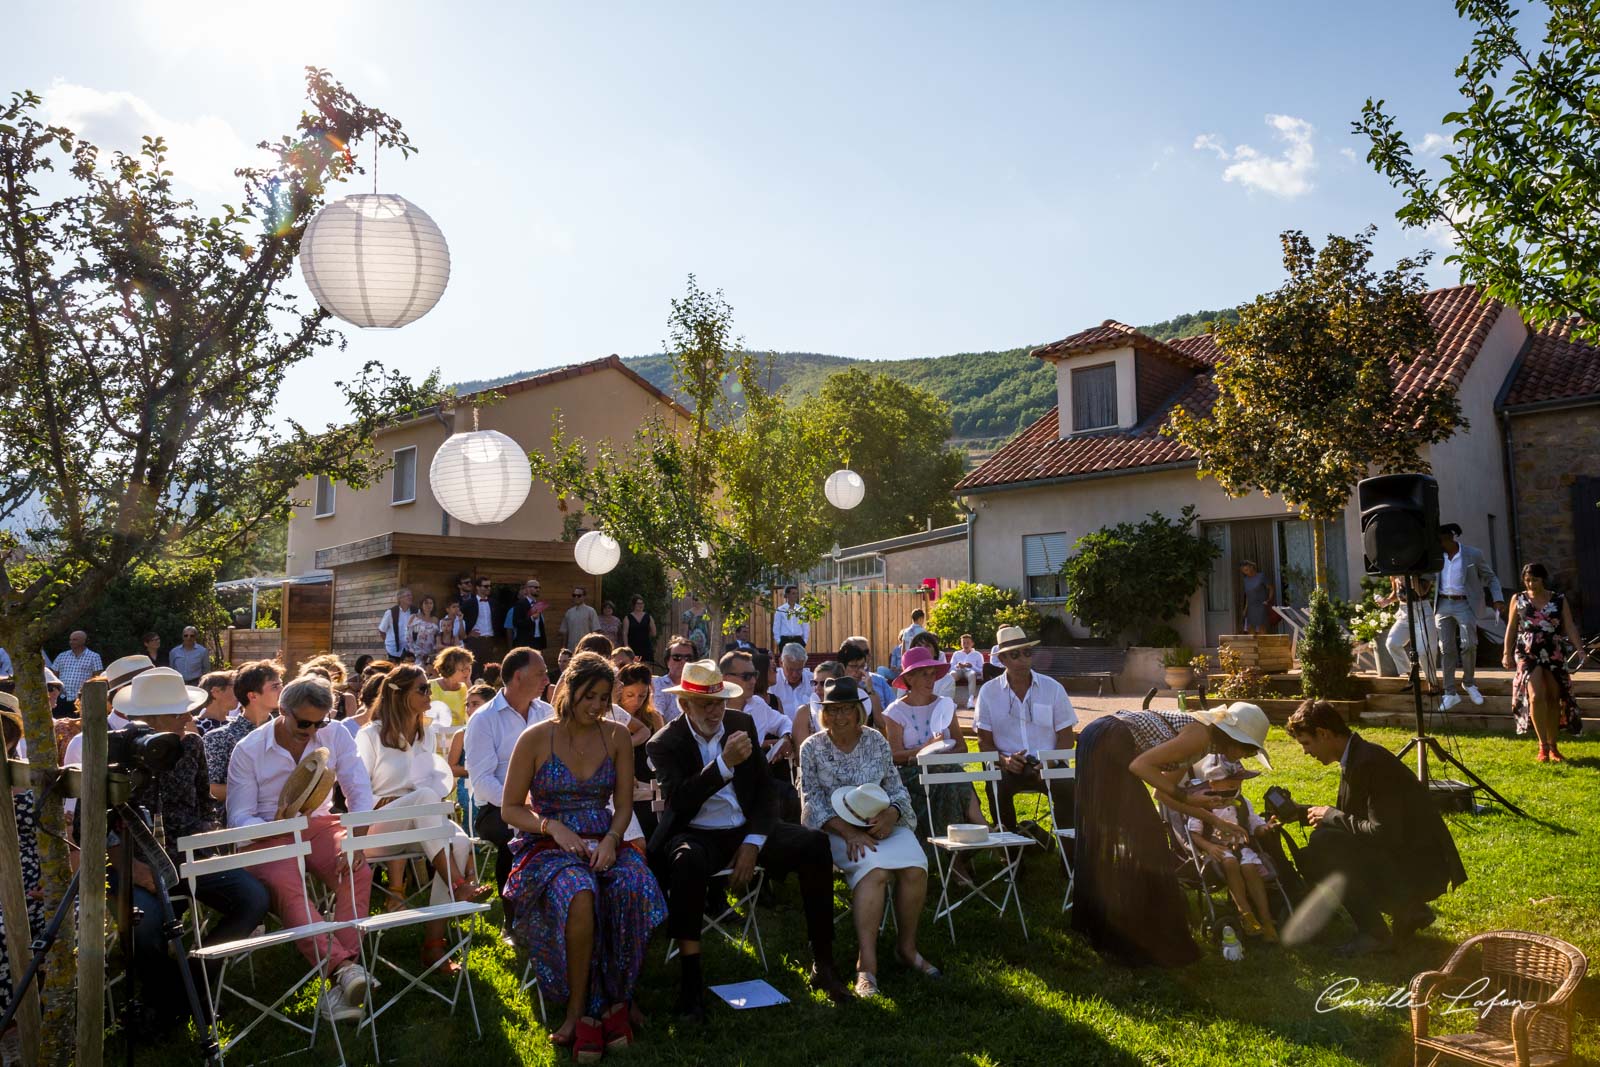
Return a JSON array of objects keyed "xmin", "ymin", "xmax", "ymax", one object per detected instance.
[
  {"xmin": 294, "ymin": 716, "xmax": 329, "ymax": 730},
  {"xmin": 412, "ymin": 683, "xmax": 431, "ymax": 695},
  {"xmin": 730, "ymin": 670, "xmax": 758, "ymax": 681},
  {"xmin": 669, "ymin": 653, "xmax": 692, "ymax": 661},
  {"xmin": 1003, "ymin": 649, "xmax": 1033, "ymax": 661}
]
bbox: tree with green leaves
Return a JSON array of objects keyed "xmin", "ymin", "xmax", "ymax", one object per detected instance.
[
  {"xmin": 0, "ymin": 70, "xmax": 439, "ymax": 1061},
  {"xmin": 1060, "ymin": 506, "xmax": 1219, "ymax": 643},
  {"xmin": 1357, "ymin": 0, "xmax": 1600, "ymax": 338},
  {"xmin": 1166, "ymin": 228, "xmax": 1460, "ymax": 591}
]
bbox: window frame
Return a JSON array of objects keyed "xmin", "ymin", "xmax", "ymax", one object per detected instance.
[
  {"xmin": 1070, "ymin": 361, "xmax": 1119, "ymax": 433},
  {"xmin": 314, "ymin": 474, "xmax": 336, "ymax": 518},
  {"xmin": 391, "ymin": 445, "xmax": 418, "ymax": 506},
  {"xmin": 1022, "ymin": 532, "xmax": 1069, "ymax": 603}
]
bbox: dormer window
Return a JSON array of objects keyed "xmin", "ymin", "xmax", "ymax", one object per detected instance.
[{"xmin": 1071, "ymin": 362, "xmax": 1118, "ymax": 431}]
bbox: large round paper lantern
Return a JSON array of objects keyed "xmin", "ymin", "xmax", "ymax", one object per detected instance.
[
  {"xmin": 825, "ymin": 469, "xmax": 866, "ymax": 510},
  {"xmin": 574, "ymin": 530, "xmax": 621, "ymax": 575},
  {"xmin": 429, "ymin": 430, "xmax": 531, "ymax": 525},
  {"xmin": 298, "ymin": 193, "xmax": 450, "ymax": 328}
]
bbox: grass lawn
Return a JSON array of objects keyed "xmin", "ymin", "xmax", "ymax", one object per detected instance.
[{"xmin": 130, "ymin": 727, "xmax": 1599, "ymax": 1066}]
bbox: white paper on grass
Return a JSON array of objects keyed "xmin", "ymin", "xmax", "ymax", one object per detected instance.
[{"xmin": 709, "ymin": 980, "xmax": 790, "ymax": 1009}]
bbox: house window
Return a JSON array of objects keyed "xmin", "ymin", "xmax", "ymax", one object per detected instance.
[
  {"xmin": 391, "ymin": 446, "xmax": 418, "ymax": 506},
  {"xmin": 1071, "ymin": 362, "xmax": 1118, "ymax": 432},
  {"xmin": 314, "ymin": 474, "xmax": 336, "ymax": 518},
  {"xmin": 837, "ymin": 556, "xmax": 884, "ymax": 582},
  {"xmin": 1023, "ymin": 532, "xmax": 1069, "ymax": 601}
]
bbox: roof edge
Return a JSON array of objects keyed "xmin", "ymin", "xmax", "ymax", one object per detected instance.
[{"xmin": 955, "ymin": 458, "xmax": 1200, "ymax": 497}]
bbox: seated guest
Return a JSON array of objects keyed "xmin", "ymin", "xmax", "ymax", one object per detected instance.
[
  {"xmin": 609, "ymin": 645, "xmax": 637, "ymax": 670},
  {"xmin": 770, "ymin": 644, "xmax": 812, "ymax": 722},
  {"xmin": 723, "ymin": 624, "xmax": 756, "ymax": 655},
  {"xmin": 882, "ymin": 647, "xmax": 984, "ymax": 873},
  {"xmin": 947, "ymin": 633, "xmax": 986, "ymax": 707},
  {"xmin": 720, "ymin": 649, "xmax": 798, "ymax": 821},
  {"xmin": 651, "ymin": 636, "xmax": 697, "ymax": 722},
  {"xmin": 1280, "ymin": 700, "xmax": 1466, "ymax": 956},
  {"xmin": 463, "ymin": 647, "xmax": 552, "ymax": 926},
  {"xmin": 835, "ymin": 642, "xmax": 883, "ymax": 726},
  {"xmin": 615, "ymin": 663, "xmax": 665, "ymax": 838},
  {"xmin": 798, "ymin": 677, "xmax": 935, "ymax": 999},
  {"xmin": 225, "ymin": 676, "xmax": 376, "ymax": 1023},
  {"xmin": 647, "ymin": 660, "xmax": 850, "ymax": 1021},
  {"xmin": 191, "ymin": 670, "xmax": 238, "ymax": 735},
  {"xmin": 575, "ymin": 632, "xmax": 614, "ymax": 659},
  {"xmin": 204, "ymin": 660, "xmax": 281, "ymax": 803},
  {"xmin": 447, "ymin": 683, "xmax": 498, "ymax": 818},
  {"xmin": 108, "ymin": 669, "xmax": 271, "ymax": 1031},
  {"xmin": 1184, "ymin": 755, "xmax": 1277, "ymax": 942},
  {"xmin": 792, "ymin": 660, "xmax": 842, "ymax": 748},
  {"xmin": 500, "ymin": 653, "xmax": 665, "ymax": 1054},
  {"xmin": 973, "ymin": 627, "xmax": 1077, "ymax": 841},
  {"xmin": 339, "ymin": 671, "xmax": 384, "ymax": 741},
  {"xmin": 357, "ymin": 664, "xmax": 491, "ymax": 975},
  {"xmin": 430, "ymin": 648, "xmax": 475, "ymax": 728}
]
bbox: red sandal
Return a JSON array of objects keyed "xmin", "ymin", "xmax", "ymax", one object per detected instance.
[
  {"xmin": 601, "ymin": 1002, "xmax": 634, "ymax": 1049},
  {"xmin": 573, "ymin": 1016, "xmax": 605, "ymax": 1064}
]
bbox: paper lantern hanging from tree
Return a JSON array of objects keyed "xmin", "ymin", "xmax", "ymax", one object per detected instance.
[
  {"xmin": 574, "ymin": 531, "xmax": 622, "ymax": 575},
  {"xmin": 429, "ymin": 427, "xmax": 530, "ymax": 526},
  {"xmin": 824, "ymin": 469, "xmax": 865, "ymax": 510},
  {"xmin": 298, "ymin": 193, "xmax": 451, "ymax": 328}
]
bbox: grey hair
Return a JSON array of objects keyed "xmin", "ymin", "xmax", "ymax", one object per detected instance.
[
  {"xmin": 280, "ymin": 676, "xmax": 334, "ymax": 717},
  {"xmin": 780, "ymin": 642, "xmax": 807, "ymax": 665}
]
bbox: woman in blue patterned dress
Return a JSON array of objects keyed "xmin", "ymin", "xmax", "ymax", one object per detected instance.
[{"xmin": 501, "ymin": 652, "xmax": 666, "ymax": 1062}]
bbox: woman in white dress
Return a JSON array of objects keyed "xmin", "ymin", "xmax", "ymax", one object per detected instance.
[
  {"xmin": 798, "ymin": 676, "xmax": 937, "ymax": 999},
  {"xmin": 357, "ymin": 663, "xmax": 491, "ymax": 974}
]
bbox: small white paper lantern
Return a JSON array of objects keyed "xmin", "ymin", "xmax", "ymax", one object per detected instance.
[
  {"xmin": 825, "ymin": 469, "xmax": 866, "ymax": 510},
  {"xmin": 574, "ymin": 530, "xmax": 622, "ymax": 575},
  {"xmin": 429, "ymin": 429, "xmax": 531, "ymax": 525},
  {"xmin": 695, "ymin": 539, "xmax": 712, "ymax": 559},
  {"xmin": 298, "ymin": 193, "xmax": 451, "ymax": 328}
]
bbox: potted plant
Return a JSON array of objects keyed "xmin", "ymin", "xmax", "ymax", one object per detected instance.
[{"xmin": 1160, "ymin": 646, "xmax": 1195, "ymax": 690}]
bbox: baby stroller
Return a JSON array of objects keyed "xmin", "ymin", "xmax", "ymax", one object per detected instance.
[{"xmin": 1158, "ymin": 797, "xmax": 1294, "ymax": 944}]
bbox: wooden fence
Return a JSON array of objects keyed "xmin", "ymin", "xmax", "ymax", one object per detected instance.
[
  {"xmin": 221, "ymin": 627, "xmax": 283, "ymax": 667},
  {"xmin": 672, "ymin": 581, "xmax": 958, "ymax": 661}
]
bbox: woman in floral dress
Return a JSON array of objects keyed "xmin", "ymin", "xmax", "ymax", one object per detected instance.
[
  {"xmin": 500, "ymin": 652, "xmax": 666, "ymax": 1059},
  {"xmin": 0, "ymin": 699, "xmax": 44, "ymax": 1029},
  {"xmin": 1502, "ymin": 562, "xmax": 1584, "ymax": 762},
  {"xmin": 408, "ymin": 595, "xmax": 443, "ymax": 663}
]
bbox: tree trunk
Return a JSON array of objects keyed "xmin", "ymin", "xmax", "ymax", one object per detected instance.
[{"xmin": 1311, "ymin": 518, "xmax": 1329, "ymax": 593}]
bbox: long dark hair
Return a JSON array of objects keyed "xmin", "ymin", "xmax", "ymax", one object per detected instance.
[
  {"xmin": 375, "ymin": 664, "xmax": 428, "ymax": 749},
  {"xmin": 551, "ymin": 652, "xmax": 616, "ymax": 723},
  {"xmin": 616, "ymin": 662, "xmax": 662, "ymax": 732}
]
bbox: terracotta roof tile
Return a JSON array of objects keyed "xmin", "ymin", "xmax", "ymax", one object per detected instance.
[
  {"xmin": 1032, "ymin": 320, "xmax": 1209, "ymax": 369},
  {"xmin": 1503, "ymin": 319, "xmax": 1600, "ymax": 407},
  {"xmin": 956, "ymin": 286, "xmax": 1502, "ymax": 493}
]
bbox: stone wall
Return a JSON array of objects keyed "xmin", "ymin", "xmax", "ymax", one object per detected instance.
[{"xmin": 1507, "ymin": 403, "xmax": 1600, "ymax": 591}]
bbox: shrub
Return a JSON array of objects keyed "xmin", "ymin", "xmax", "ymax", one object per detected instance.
[
  {"xmin": 993, "ymin": 600, "xmax": 1044, "ymax": 638},
  {"xmin": 1212, "ymin": 645, "xmax": 1272, "ymax": 701},
  {"xmin": 1159, "ymin": 646, "xmax": 1195, "ymax": 669},
  {"xmin": 1301, "ymin": 588, "xmax": 1358, "ymax": 699},
  {"xmin": 927, "ymin": 582, "xmax": 1022, "ymax": 648},
  {"xmin": 1061, "ymin": 506, "xmax": 1219, "ymax": 643}
]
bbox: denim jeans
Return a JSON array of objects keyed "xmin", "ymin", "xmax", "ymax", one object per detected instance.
[
  {"xmin": 1435, "ymin": 598, "xmax": 1479, "ymax": 693},
  {"xmin": 121, "ymin": 866, "xmax": 269, "ymax": 1020}
]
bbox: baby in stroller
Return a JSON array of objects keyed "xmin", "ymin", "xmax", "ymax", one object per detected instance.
[{"xmin": 1186, "ymin": 754, "xmax": 1278, "ymax": 943}]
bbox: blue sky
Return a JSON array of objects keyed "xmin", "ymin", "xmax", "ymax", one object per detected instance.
[{"xmin": 9, "ymin": 2, "xmax": 1482, "ymax": 426}]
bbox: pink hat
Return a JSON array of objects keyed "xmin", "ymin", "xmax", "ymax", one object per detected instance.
[{"xmin": 893, "ymin": 645, "xmax": 951, "ymax": 689}]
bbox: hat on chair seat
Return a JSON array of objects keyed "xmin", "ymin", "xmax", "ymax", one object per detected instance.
[{"xmin": 276, "ymin": 748, "xmax": 335, "ymax": 820}]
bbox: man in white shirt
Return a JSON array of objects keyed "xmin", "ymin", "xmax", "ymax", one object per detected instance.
[
  {"xmin": 558, "ymin": 585, "xmax": 602, "ymax": 648},
  {"xmin": 464, "ymin": 576, "xmax": 499, "ymax": 677},
  {"xmin": 769, "ymin": 643, "xmax": 813, "ymax": 720},
  {"xmin": 973, "ymin": 626, "xmax": 1078, "ymax": 839},
  {"xmin": 652, "ymin": 636, "xmax": 696, "ymax": 722},
  {"xmin": 772, "ymin": 585, "xmax": 809, "ymax": 650},
  {"xmin": 464, "ymin": 647, "xmax": 552, "ymax": 921},
  {"xmin": 645, "ymin": 659, "xmax": 846, "ymax": 1021},
  {"xmin": 378, "ymin": 587, "xmax": 414, "ymax": 659},
  {"xmin": 225, "ymin": 677, "xmax": 375, "ymax": 1022},
  {"xmin": 948, "ymin": 633, "xmax": 986, "ymax": 708},
  {"xmin": 1433, "ymin": 522, "xmax": 1505, "ymax": 710}
]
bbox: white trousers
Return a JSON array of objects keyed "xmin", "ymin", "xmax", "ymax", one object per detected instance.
[
  {"xmin": 368, "ymin": 788, "xmax": 474, "ymax": 906},
  {"xmin": 1385, "ymin": 608, "xmax": 1438, "ymax": 686}
]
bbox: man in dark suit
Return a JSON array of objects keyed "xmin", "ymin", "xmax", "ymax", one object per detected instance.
[
  {"xmin": 647, "ymin": 659, "xmax": 848, "ymax": 1021},
  {"xmin": 458, "ymin": 574, "xmax": 500, "ymax": 679},
  {"xmin": 507, "ymin": 577, "xmax": 547, "ymax": 650},
  {"xmin": 1283, "ymin": 700, "xmax": 1467, "ymax": 956}
]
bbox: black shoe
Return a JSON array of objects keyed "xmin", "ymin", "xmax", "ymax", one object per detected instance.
[
  {"xmin": 1334, "ymin": 931, "xmax": 1391, "ymax": 958},
  {"xmin": 808, "ymin": 962, "xmax": 852, "ymax": 1005},
  {"xmin": 674, "ymin": 986, "xmax": 707, "ymax": 1025},
  {"xmin": 1392, "ymin": 903, "xmax": 1436, "ymax": 940}
]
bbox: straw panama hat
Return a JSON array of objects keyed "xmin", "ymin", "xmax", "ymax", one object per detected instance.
[
  {"xmin": 276, "ymin": 748, "xmax": 336, "ymax": 820},
  {"xmin": 0, "ymin": 692, "xmax": 21, "ymax": 739},
  {"xmin": 992, "ymin": 625, "xmax": 1040, "ymax": 653},
  {"xmin": 830, "ymin": 782, "xmax": 892, "ymax": 827},
  {"xmin": 1193, "ymin": 701, "xmax": 1273, "ymax": 770},
  {"xmin": 104, "ymin": 654, "xmax": 156, "ymax": 695},
  {"xmin": 112, "ymin": 667, "xmax": 207, "ymax": 719},
  {"xmin": 662, "ymin": 660, "xmax": 743, "ymax": 700}
]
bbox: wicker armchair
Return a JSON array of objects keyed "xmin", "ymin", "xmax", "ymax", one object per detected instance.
[{"xmin": 1410, "ymin": 930, "xmax": 1587, "ymax": 1067}]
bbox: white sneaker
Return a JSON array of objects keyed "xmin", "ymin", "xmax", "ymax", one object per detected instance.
[
  {"xmin": 1440, "ymin": 693, "xmax": 1462, "ymax": 711},
  {"xmin": 335, "ymin": 963, "xmax": 371, "ymax": 1008},
  {"xmin": 318, "ymin": 986, "xmax": 362, "ymax": 1024},
  {"xmin": 1465, "ymin": 685, "xmax": 1484, "ymax": 705}
]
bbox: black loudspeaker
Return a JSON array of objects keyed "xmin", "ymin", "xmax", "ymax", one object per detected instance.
[{"xmin": 1358, "ymin": 473, "xmax": 1442, "ymax": 576}]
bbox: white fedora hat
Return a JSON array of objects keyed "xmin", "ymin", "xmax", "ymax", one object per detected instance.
[
  {"xmin": 1193, "ymin": 701, "xmax": 1273, "ymax": 770},
  {"xmin": 992, "ymin": 625, "xmax": 1040, "ymax": 653},
  {"xmin": 105, "ymin": 654, "xmax": 156, "ymax": 695},
  {"xmin": 662, "ymin": 659, "xmax": 742, "ymax": 700},
  {"xmin": 830, "ymin": 782, "xmax": 892, "ymax": 827},
  {"xmin": 112, "ymin": 667, "xmax": 207, "ymax": 719}
]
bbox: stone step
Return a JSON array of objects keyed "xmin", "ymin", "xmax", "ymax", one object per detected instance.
[
  {"xmin": 1363, "ymin": 693, "xmax": 1600, "ymax": 714},
  {"xmin": 1359, "ymin": 674, "xmax": 1600, "ymax": 697},
  {"xmin": 1360, "ymin": 710, "xmax": 1600, "ymax": 732}
]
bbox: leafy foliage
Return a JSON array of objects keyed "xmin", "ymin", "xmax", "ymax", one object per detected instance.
[
  {"xmin": 1211, "ymin": 645, "xmax": 1273, "ymax": 702},
  {"xmin": 992, "ymin": 600, "xmax": 1044, "ymax": 640},
  {"xmin": 1357, "ymin": 0, "xmax": 1600, "ymax": 338},
  {"xmin": 1166, "ymin": 228, "xmax": 1460, "ymax": 589},
  {"xmin": 926, "ymin": 582, "xmax": 1023, "ymax": 648},
  {"xmin": 1138, "ymin": 307, "xmax": 1241, "ymax": 340},
  {"xmin": 1300, "ymin": 589, "xmax": 1358, "ymax": 700},
  {"xmin": 1060, "ymin": 506, "xmax": 1219, "ymax": 644},
  {"xmin": 43, "ymin": 556, "xmax": 231, "ymax": 661}
]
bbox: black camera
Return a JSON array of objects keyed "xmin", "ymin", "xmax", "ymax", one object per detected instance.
[
  {"xmin": 106, "ymin": 722, "xmax": 183, "ymax": 790},
  {"xmin": 1262, "ymin": 784, "xmax": 1309, "ymax": 825}
]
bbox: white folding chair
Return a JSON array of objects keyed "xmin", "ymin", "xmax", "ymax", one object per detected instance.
[
  {"xmin": 177, "ymin": 816, "xmax": 352, "ymax": 1066},
  {"xmin": 916, "ymin": 750, "xmax": 1038, "ymax": 942},
  {"xmin": 338, "ymin": 804, "xmax": 492, "ymax": 1062},
  {"xmin": 664, "ymin": 866, "xmax": 768, "ymax": 971},
  {"xmin": 1037, "ymin": 747, "xmax": 1076, "ymax": 912}
]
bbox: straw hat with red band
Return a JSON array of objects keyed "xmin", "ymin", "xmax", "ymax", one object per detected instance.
[
  {"xmin": 893, "ymin": 645, "xmax": 951, "ymax": 689},
  {"xmin": 662, "ymin": 659, "xmax": 743, "ymax": 700}
]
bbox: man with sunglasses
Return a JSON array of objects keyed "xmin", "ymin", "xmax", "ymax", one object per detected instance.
[
  {"xmin": 460, "ymin": 574, "xmax": 500, "ymax": 677},
  {"xmin": 506, "ymin": 577, "xmax": 548, "ymax": 652},
  {"xmin": 973, "ymin": 626, "xmax": 1077, "ymax": 846},
  {"xmin": 652, "ymin": 636, "xmax": 697, "ymax": 721},
  {"xmin": 558, "ymin": 584, "xmax": 601, "ymax": 649}
]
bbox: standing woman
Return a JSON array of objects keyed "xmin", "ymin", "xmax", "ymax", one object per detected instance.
[
  {"xmin": 409, "ymin": 595, "xmax": 444, "ymax": 664},
  {"xmin": 1073, "ymin": 702, "xmax": 1272, "ymax": 966},
  {"xmin": 1503, "ymin": 563, "xmax": 1584, "ymax": 762},
  {"xmin": 1238, "ymin": 562, "xmax": 1275, "ymax": 635},
  {"xmin": 624, "ymin": 596, "xmax": 657, "ymax": 667},
  {"xmin": 596, "ymin": 601, "xmax": 623, "ymax": 647},
  {"xmin": 500, "ymin": 653, "xmax": 666, "ymax": 1056}
]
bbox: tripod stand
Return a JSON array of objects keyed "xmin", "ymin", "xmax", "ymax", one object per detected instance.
[{"xmin": 1394, "ymin": 580, "xmax": 1526, "ymax": 818}]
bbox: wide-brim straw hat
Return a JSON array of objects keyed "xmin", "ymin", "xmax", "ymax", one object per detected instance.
[
  {"xmin": 112, "ymin": 667, "xmax": 208, "ymax": 719},
  {"xmin": 992, "ymin": 625, "xmax": 1040, "ymax": 654},
  {"xmin": 894, "ymin": 645, "xmax": 951, "ymax": 689},
  {"xmin": 662, "ymin": 659, "xmax": 743, "ymax": 700},
  {"xmin": 831, "ymin": 783, "xmax": 892, "ymax": 827},
  {"xmin": 105, "ymin": 655, "xmax": 156, "ymax": 695},
  {"xmin": 1193, "ymin": 702, "xmax": 1273, "ymax": 770},
  {"xmin": 0, "ymin": 692, "xmax": 21, "ymax": 742},
  {"xmin": 276, "ymin": 748, "xmax": 336, "ymax": 820}
]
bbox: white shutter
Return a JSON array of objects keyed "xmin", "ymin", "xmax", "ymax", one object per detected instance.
[{"xmin": 1023, "ymin": 533, "xmax": 1069, "ymax": 577}]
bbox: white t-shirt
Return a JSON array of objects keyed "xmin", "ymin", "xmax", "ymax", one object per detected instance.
[
  {"xmin": 949, "ymin": 649, "xmax": 986, "ymax": 674},
  {"xmin": 973, "ymin": 671, "xmax": 1078, "ymax": 756}
]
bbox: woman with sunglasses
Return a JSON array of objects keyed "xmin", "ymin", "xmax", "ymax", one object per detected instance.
[{"xmin": 357, "ymin": 664, "xmax": 492, "ymax": 975}]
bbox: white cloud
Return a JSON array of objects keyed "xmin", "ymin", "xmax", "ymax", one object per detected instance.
[
  {"xmin": 40, "ymin": 80, "xmax": 255, "ymax": 195},
  {"xmin": 1339, "ymin": 146, "xmax": 1360, "ymax": 163},
  {"xmin": 1415, "ymin": 132, "xmax": 1456, "ymax": 156},
  {"xmin": 1194, "ymin": 114, "xmax": 1317, "ymax": 199}
]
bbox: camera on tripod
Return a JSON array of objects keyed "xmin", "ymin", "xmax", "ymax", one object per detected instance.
[{"xmin": 104, "ymin": 721, "xmax": 184, "ymax": 800}]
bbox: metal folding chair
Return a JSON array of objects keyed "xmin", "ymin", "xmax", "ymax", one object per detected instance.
[
  {"xmin": 177, "ymin": 816, "xmax": 353, "ymax": 1066},
  {"xmin": 916, "ymin": 749, "xmax": 1037, "ymax": 942},
  {"xmin": 338, "ymin": 804, "xmax": 492, "ymax": 1062},
  {"xmin": 665, "ymin": 866, "xmax": 768, "ymax": 971},
  {"xmin": 1037, "ymin": 747, "xmax": 1076, "ymax": 912}
]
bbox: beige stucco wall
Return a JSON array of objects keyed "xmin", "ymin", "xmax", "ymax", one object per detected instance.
[
  {"xmin": 883, "ymin": 536, "xmax": 969, "ymax": 587},
  {"xmin": 286, "ymin": 365, "xmax": 684, "ymax": 575}
]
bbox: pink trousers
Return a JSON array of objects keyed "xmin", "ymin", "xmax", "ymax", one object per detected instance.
[{"xmin": 249, "ymin": 813, "xmax": 372, "ymax": 973}]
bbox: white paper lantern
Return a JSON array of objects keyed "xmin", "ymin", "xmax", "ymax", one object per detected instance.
[
  {"xmin": 695, "ymin": 539, "xmax": 712, "ymax": 559},
  {"xmin": 574, "ymin": 530, "xmax": 622, "ymax": 575},
  {"xmin": 298, "ymin": 193, "xmax": 450, "ymax": 328},
  {"xmin": 825, "ymin": 468, "xmax": 866, "ymax": 510},
  {"xmin": 429, "ymin": 430, "xmax": 531, "ymax": 525}
]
